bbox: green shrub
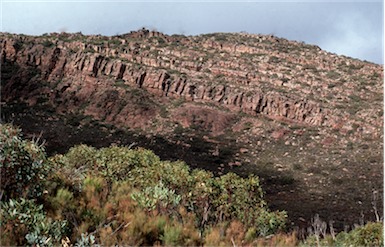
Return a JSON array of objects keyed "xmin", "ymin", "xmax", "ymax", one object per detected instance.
[
  {"xmin": 335, "ymin": 222, "xmax": 383, "ymax": 247},
  {"xmin": 0, "ymin": 198, "xmax": 68, "ymax": 246},
  {"xmin": 62, "ymin": 144, "xmax": 98, "ymax": 170},
  {"xmin": 214, "ymin": 173, "xmax": 265, "ymax": 223},
  {"xmin": 245, "ymin": 227, "xmax": 257, "ymax": 242},
  {"xmin": 97, "ymin": 146, "xmax": 160, "ymax": 181},
  {"xmin": 302, "ymin": 222, "xmax": 383, "ymax": 247},
  {"xmin": 131, "ymin": 181, "xmax": 181, "ymax": 213},
  {"xmin": 51, "ymin": 188, "xmax": 74, "ymax": 209},
  {"xmin": 0, "ymin": 124, "xmax": 50, "ymax": 199},
  {"xmin": 42, "ymin": 40, "xmax": 54, "ymax": 48},
  {"xmin": 253, "ymin": 209, "xmax": 287, "ymax": 236},
  {"xmin": 129, "ymin": 160, "xmax": 191, "ymax": 193},
  {"xmin": 53, "ymin": 145, "xmax": 161, "ymax": 185},
  {"xmin": 74, "ymin": 232, "xmax": 99, "ymax": 247},
  {"xmin": 161, "ymin": 225, "xmax": 183, "ymax": 246}
]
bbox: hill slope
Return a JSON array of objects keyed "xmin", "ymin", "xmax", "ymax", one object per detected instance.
[{"xmin": 1, "ymin": 29, "xmax": 383, "ymax": 230}]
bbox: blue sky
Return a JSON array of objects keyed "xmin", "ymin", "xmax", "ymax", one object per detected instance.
[{"xmin": 1, "ymin": 0, "xmax": 384, "ymax": 64}]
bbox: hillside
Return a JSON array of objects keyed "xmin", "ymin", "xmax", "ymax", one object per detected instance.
[{"xmin": 1, "ymin": 29, "xmax": 383, "ymax": 230}]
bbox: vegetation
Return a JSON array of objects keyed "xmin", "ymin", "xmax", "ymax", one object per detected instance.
[
  {"xmin": 42, "ymin": 40, "xmax": 55, "ymax": 48},
  {"xmin": 1, "ymin": 123, "xmax": 382, "ymax": 246},
  {"xmin": 0, "ymin": 124, "xmax": 49, "ymax": 200},
  {"xmin": 301, "ymin": 221, "xmax": 383, "ymax": 247},
  {"xmin": 1, "ymin": 124, "xmax": 285, "ymax": 245}
]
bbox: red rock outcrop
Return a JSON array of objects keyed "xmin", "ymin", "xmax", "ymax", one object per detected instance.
[{"xmin": 1, "ymin": 30, "xmax": 382, "ymax": 131}]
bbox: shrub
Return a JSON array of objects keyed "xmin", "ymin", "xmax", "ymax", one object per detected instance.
[
  {"xmin": 42, "ymin": 40, "xmax": 54, "ymax": 48},
  {"xmin": 161, "ymin": 225, "xmax": 183, "ymax": 246},
  {"xmin": 211, "ymin": 172, "xmax": 287, "ymax": 236},
  {"xmin": 302, "ymin": 222, "xmax": 383, "ymax": 247},
  {"xmin": 74, "ymin": 232, "xmax": 99, "ymax": 247},
  {"xmin": 0, "ymin": 198, "xmax": 68, "ymax": 246},
  {"xmin": 60, "ymin": 144, "xmax": 97, "ymax": 170},
  {"xmin": 253, "ymin": 209, "xmax": 287, "ymax": 236},
  {"xmin": 97, "ymin": 146, "xmax": 160, "ymax": 181},
  {"xmin": 53, "ymin": 145, "xmax": 162, "ymax": 185},
  {"xmin": 131, "ymin": 181, "xmax": 181, "ymax": 213},
  {"xmin": 0, "ymin": 124, "xmax": 50, "ymax": 199},
  {"xmin": 335, "ymin": 222, "xmax": 383, "ymax": 247},
  {"xmin": 50, "ymin": 188, "xmax": 76, "ymax": 219},
  {"xmin": 213, "ymin": 173, "xmax": 265, "ymax": 224}
]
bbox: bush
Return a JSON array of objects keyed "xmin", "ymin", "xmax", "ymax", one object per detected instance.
[
  {"xmin": 213, "ymin": 173, "xmax": 265, "ymax": 223},
  {"xmin": 0, "ymin": 198, "xmax": 68, "ymax": 246},
  {"xmin": 131, "ymin": 181, "xmax": 181, "ymax": 213},
  {"xmin": 0, "ymin": 124, "xmax": 50, "ymax": 199},
  {"xmin": 52, "ymin": 145, "xmax": 161, "ymax": 185},
  {"xmin": 161, "ymin": 225, "xmax": 183, "ymax": 246},
  {"xmin": 302, "ymin": 222, "xmax": 383, "ymax": 247},
  {"xmin": 42, "ymin": 40, "xmax": 54, "ymax": 48},
  {"xmin": 335, "ymin": 222, "xmax": 383, "ymax": 247},
  {"xmin": 74, "ymin": 232, "xmax": 99, "ymax": 247}
]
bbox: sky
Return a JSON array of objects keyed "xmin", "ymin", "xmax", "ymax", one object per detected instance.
[{"xmin": 1, "ymin": 0, "xmax": 384, "ymax": 64}]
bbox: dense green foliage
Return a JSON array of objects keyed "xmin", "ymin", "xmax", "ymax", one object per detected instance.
[
  {"xmin": 0, "ymin": 124, "xmax": 50, "ymax": 199},
  {"xmin": 0, "ymin": 124, "xmax": 382, "ymax": 246}
]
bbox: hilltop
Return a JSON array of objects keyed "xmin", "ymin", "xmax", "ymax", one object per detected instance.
[{"xmin": 1, "ymin": 29, "xmax": 383, "ymax": 230}]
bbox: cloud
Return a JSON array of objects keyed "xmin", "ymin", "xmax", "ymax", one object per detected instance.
[{"xmin": 311, "ymin": 3, "xmax": 383, "ymax": 63}]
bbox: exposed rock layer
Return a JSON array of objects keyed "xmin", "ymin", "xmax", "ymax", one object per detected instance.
[{"xmin": 1, "ymin": 30, "xmax": 383, "ymax": 130}]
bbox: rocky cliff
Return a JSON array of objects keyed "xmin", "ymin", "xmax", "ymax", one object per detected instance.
[{"xmin": 3, "ymin": 29, "xmax": 382, "ymax": 132}]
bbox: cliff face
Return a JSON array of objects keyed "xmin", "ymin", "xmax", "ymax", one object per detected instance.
[{"xmin": 4, "ymin": 29, "xmax": 381, "ymax": 131}]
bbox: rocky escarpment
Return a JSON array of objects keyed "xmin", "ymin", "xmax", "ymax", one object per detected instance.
[{"xmin": 1, "ymin": 29, "xmax": 382, "ymax": 133}]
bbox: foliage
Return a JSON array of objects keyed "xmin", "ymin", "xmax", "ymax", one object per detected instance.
[
  {"xmin": 0, "ymin": 198, "xmax": 68, "ymax": 246},
  {"xmin": 0, "ymin": 124, "xmax": 50, "ymax": 199},
  {"xmin": 131, "ymin": 181, "xmax": 182, "ymax": 212},
  {"xmin": 334, "ymin": 222, "xmax": 384, "ymax": 247},
  {"xmin": 42, "ymin": 39, "xmax": 55, "ymax": 48},
  {"xmin": 52, "ymin": 144, "xmax": 161, "ymax": 184},
  {"xmin": 3, "ymin": 124, "xmax": 381, "ymax": 246},
  {"xmin": 47, "ymin": 141, "xmax": 288, "ymax": 244},
  {"xmin": 74, "ymin": 232, "xmax": 99, "ymax": 247},
  {"xmin": 302, "ymin": 222, "xmax": 383, "ymax": 247}
]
